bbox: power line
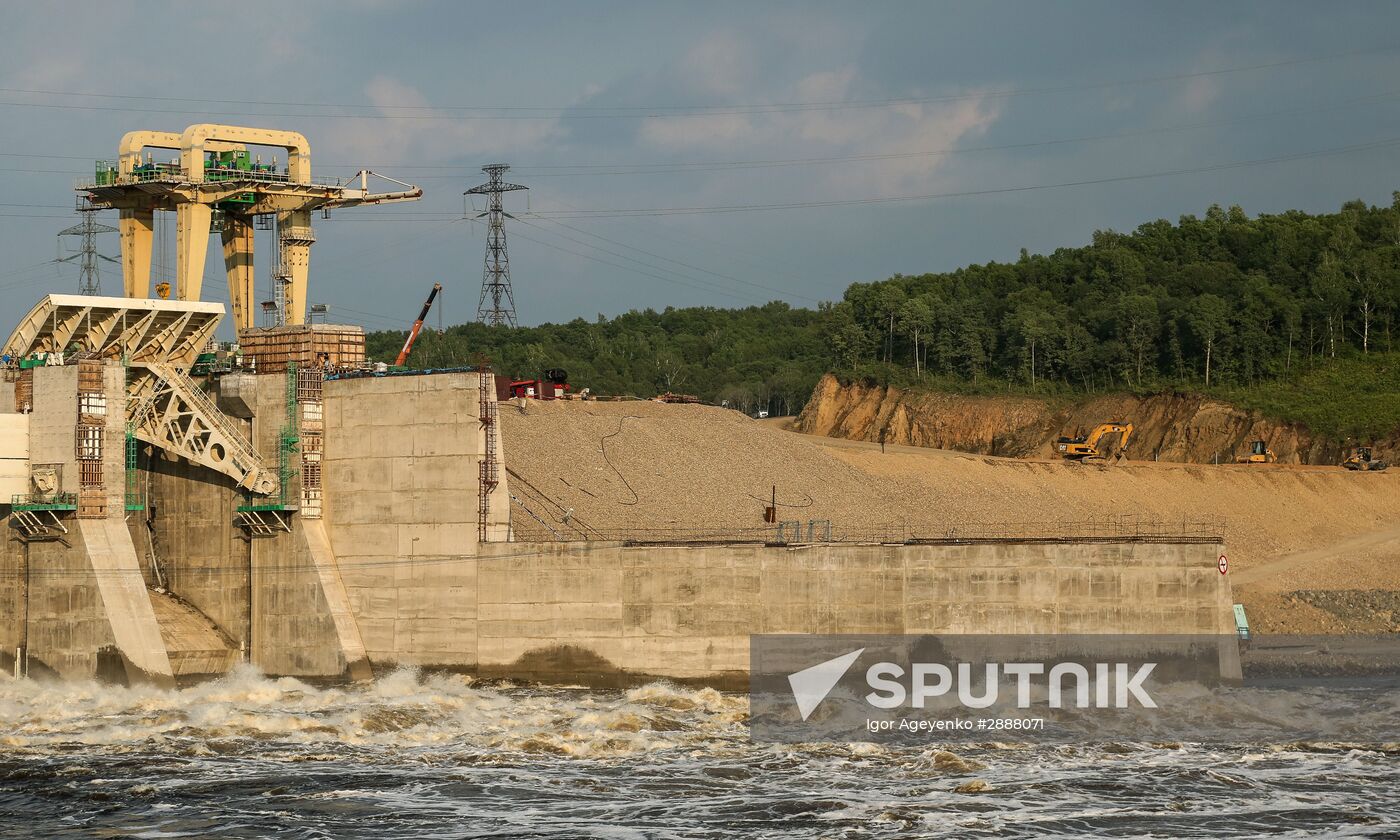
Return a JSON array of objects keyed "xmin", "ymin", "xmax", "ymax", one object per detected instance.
[
  {"xmin": 514, "ymin": 216, "xmax": 775, "ymax": 302},
  {"xmin": 465, "ymin": 164, "xmax": 527, "ymax": 327},
  {"xmin": 0, "ymin": 264, "xmax": 64, "ymax": 294},
  {"xmin": 4, "ymin": 84, "xmax": 1399, "ymax": 183},
  {"xmin": 55, "ymin": 210, "xmax": 118, "ymax": 295},
  {"xmin": 313, "ymin": 129, "xmax": 1400, "ymax": 224},
  {"xmin": 303, "ymin": 131, "xmax": 1400, "ymax": 235},
  {"xmin": 522, "ymin": 214, "xmax": 820, "ymax": 302},
  {"xmin": 506, "ymin": 225, "xmax": 764, "ymax": 305},
  {"xmin": 497, "ymin": 134, "xmax": 1400, "ymax": 219},
  {"xmin": 0, "ymin": 42, "xmax": 1391, "ymax": 119}
]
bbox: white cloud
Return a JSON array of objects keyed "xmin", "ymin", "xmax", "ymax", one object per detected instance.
[
  {"xmin": 679, "ymin": 31, "xmax": 755, "ymax": 98},
  {"xmin": 4, "ymin": 52, "xmax": 88, "ymax": 90},
  {"xmin": 325, "ymin": 76, "xmax": 561, "ymax": 169},
  {"xmin": 637, "ymin": 57, "xmax": 1003, "ymax": 195},
  {"xmin": 638, "ymin": 112, "xmax": 755, "ymax": 148},
  {"xmin": 1176, "ymin": 75, "xmax": 1220, "ymax": 114}
]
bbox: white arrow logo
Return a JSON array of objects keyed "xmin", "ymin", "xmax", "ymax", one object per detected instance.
[{"xmin": 787, "ymin": 648, "xmax": 864, "ymax": 720}]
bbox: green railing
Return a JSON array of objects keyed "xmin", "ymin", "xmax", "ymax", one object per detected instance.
[
  {"xmin": 124, "ymin": 422, "xmax": 144, "ymax": 511},
  {"xmin": 279, "ymin": 361, "xmax": 299, "ymax": 506},
  {"xmin": 237, "ymin": 363, "xmax": 300, "ymax": 513},
  {"xmin": 236, "ymin": 503, "xmax": 292, "ymax": 513},
  {"xmin": 11, "ymin": 492, "xmax": 77, "ymax": 512}
]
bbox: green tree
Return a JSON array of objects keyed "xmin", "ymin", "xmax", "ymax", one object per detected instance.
[
  {"xmin": 1003, "ymin": 289, "xmax": 1061, "ymax": 389},
  {"xmin": 1117, "ymin": 294, "xmax": 1160, "ymax": 386},
  {"xmin": 822, "ymin": 301, "xmax": 873, "ymax": 370},
  {"xmin": 1312, "ymin": 255, "xmax": 1349, "ymax": 359},
  {"xmin": 1186, "ymin": 293, "xmax": 1229, "ymax": 386},
  {"xmin": 896, "ymin": 297, "xmax": 934, "ymax": 379},
  {"xmin": 875, "ymin": 284, "xmax": 907, "ymax": 363}
]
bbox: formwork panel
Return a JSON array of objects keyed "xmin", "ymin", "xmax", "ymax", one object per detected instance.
[
  {"xmin": 13, "ymin": 369, "xmax": 33, "ymax": 413},
  {"xmin": 78, "ymin": 459, "xmax": 103, "ymax": 487},
  {"xmin": 77, "ymin": 488, "xmax": 107, "ymax": 519},
  {"xmin": 77, "ymin": 360, "xmax": 105, "ymax": 392},
  {"xmin": 238, "ymin": 325, "xmax": 365, "ymax": 373},
  {"xmin": 75, "ymin": 426, "xmax": 103, "ymax": 461}
]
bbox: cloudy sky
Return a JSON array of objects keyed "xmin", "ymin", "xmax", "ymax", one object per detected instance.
[{"xmin": 3, "ymin": 1, "xmax": 1400, "ymax": 335}]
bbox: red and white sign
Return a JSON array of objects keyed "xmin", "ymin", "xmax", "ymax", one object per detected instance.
[{"xmin": 1218, "ymin": 554, "xmax": 1229, "ymax": 575}]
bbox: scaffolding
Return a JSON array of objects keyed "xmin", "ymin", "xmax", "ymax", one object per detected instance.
[
  {"xmin": 297, "ymin": 364, "xmax": 323, "ymax": 518},
  {"xmin": 75, "ymin": 359, "xmax": 107, "ymax": 519},
  {"xmin": 235, "ymin": 361, "xmax": 299, "ymax": 518},
  {"xmin": 278, "ymin": 360, "xmax": 300, "ymax": 507},
  {"xmin": 478, "ymin": 368, "xmax": 499, "ymax": 542},
  {"xmin": 125, "ymin": 421, "xmax": 143, "ymax": 511}
]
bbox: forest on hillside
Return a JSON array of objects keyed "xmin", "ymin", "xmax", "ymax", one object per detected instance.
[
  {"xmin": 368, "ymin": 196, "xmax": 1400, "ymax": 424},
  {"xmin": 365, "ymin": 302, "xmax": 828, "ymax": 416}
]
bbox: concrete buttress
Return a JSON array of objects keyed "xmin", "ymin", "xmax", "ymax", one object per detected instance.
[
  {"xmin": 77, "ymin": 519, "xmax": 176, "ymax": 687},
  {"xmin": 303, "ymin": 519, "xmax": 371, "ymax": 681}
]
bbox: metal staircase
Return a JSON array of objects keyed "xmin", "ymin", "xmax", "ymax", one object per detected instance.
[
  {"xmin": 127, "ymin": 362, "xmax": 278, "ymax": 496},
  {"xmin": 478, "ymin": 369, "xmax": 499, "ymax": 542}
]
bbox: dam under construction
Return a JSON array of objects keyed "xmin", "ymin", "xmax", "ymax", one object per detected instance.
[
  {"xmin": 9, "ymin": 15, "xmax": 1400, "ymax": 836},
  {"xmin": 4, "ymin": 123, "xmax": 1389, "ymax": 690},
  {"xmin": 0, "ymin": 291, "xmax": 1240, "ymax": 686}
]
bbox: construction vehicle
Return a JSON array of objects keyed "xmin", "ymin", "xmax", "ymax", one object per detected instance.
[
  {"xmin": 509, "ymin": 369, "xmax": 571, "ymax": 400},
  {"xmin": 1057, "ymin": 421, "xmax": 1134, "ymax": 463},
  {"xmin": 1342, "ymin": 446, "xmax": 1389, "ymax": 472},
  {"xmin": 1236, "ymin": 440, "xmax": 1276, "ymax": 464},
  {"xmin": 394, "ymin": 282, "xmax": 442, "ymax": 367}
]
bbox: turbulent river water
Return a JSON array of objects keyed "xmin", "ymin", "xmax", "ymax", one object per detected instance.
[{"xmin": 0, "ymin": 667, "xmax": 1396, "ymax": 838}]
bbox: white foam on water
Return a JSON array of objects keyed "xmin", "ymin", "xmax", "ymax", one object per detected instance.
[
  {"xmin": 2, "ymin": 669, "xmax": 1398, "ymax": 838},
  {"xmin": 0, "ymin": 667, "xmax": 749, "ymax": 758}
]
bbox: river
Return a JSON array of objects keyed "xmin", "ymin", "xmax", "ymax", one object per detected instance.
[{"xmin": 0, "ymin": 667, "xmax": 1395, "ymax": 838}]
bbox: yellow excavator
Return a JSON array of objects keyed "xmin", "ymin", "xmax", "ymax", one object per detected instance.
[
  {"xmin": 1342, "ymin": 446, "xmax": 1388, "ymax": 472},
  {"xmin": 1057, "ymin": 421, "xmax": 1133, "ymax": 463},
  {"xmin": 1236, "ymin": 440, "xmax": 1276, "ymax": 464}
]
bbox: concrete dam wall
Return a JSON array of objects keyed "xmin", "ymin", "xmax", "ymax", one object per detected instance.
[
  {"xmin": 467, "ymin": 539, "xmax": 1234, "ymax": 687},
  {"xmin": 1, "ymin": 345, "xmax": 1237, "ymax": 687}
]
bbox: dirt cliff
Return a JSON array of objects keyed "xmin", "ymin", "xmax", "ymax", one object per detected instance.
[{"xmin": 795, "ymin": 374, "xmax": 1387, "ymax": 465}]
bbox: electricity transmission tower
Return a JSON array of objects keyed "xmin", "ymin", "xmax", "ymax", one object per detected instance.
[
  {"xmin": 465, "ymin": 163, "xmax": 527, "ymax": 327},
  {"xmin": 57, "ymin": 209, "xmax": 118, "ymax": 296}
]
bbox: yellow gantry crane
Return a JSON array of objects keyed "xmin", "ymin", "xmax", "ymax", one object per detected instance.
[{"xmin": 77, "ymin": 124, "xmax": 422, "ymax": 331}]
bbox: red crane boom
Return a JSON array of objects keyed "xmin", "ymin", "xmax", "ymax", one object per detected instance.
[{"xmin": 395, "ymin": 282, "xmax": 442, "ymax": 367}]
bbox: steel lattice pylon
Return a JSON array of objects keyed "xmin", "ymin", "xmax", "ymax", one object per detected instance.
[
  {"xmin": 465, "ymin": 163, "xmax": 527, "ymax": 327},
  {"xmin": 57, "ymin": 207, "xmax": 118, "ymax": 296}
]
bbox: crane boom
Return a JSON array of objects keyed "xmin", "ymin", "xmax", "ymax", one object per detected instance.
[{"xmin": 395, "ymin": 282, "xmax": 442, "ymax": 367}]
